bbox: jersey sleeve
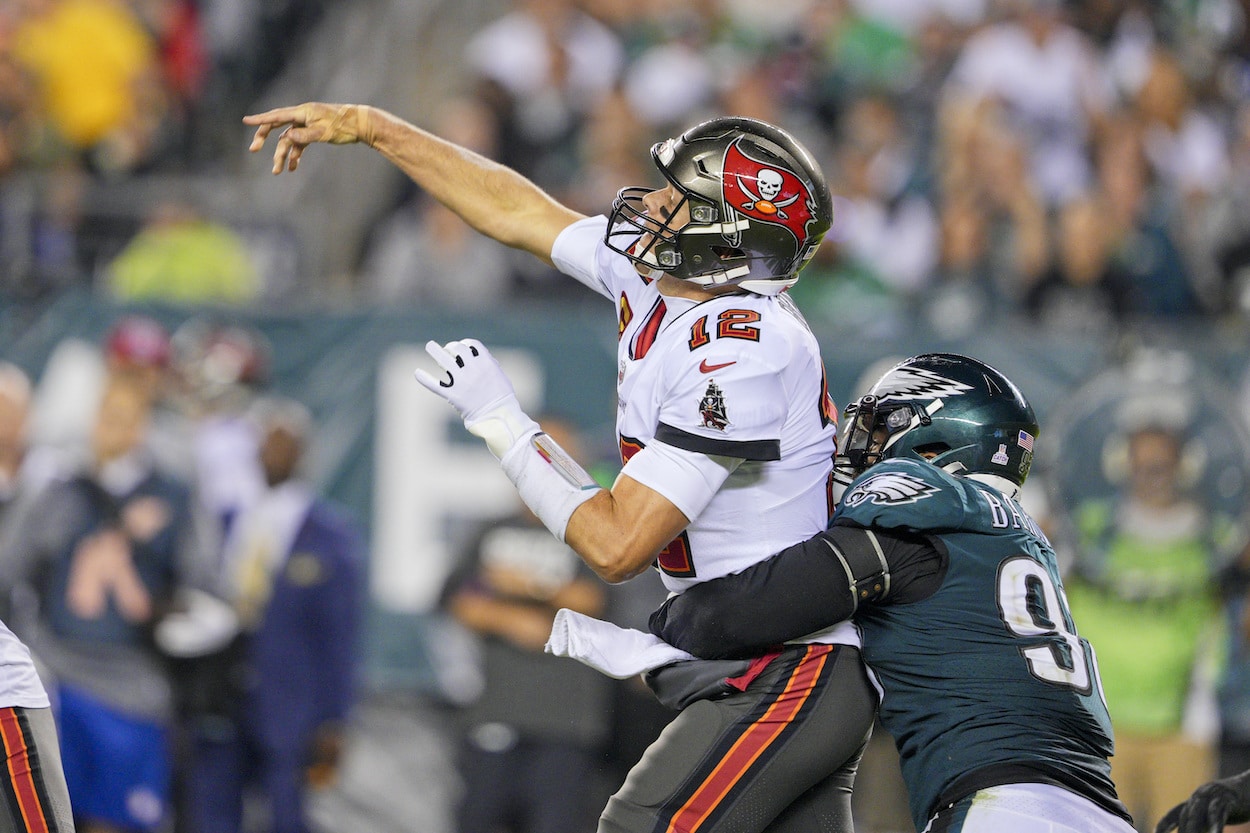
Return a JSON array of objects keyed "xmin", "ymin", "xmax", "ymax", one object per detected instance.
[
  {"xmin": 550, "ymin": 215, "xmax": 615, "ymax": 300},
  {"xmin": 653, "ymin": 343, "xmax": 787, "ymax": 462},
  {"xmin": 618, "ymin": 439, "xmax": 739, "ymax": 524}
]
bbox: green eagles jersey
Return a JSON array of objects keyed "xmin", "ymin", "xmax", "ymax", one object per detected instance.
[{"xmin": 839, "ymin": 459, "xmax": 1123, "ymax": 829}]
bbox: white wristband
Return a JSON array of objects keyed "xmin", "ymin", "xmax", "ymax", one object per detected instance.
[
  {"xmin": 464, "ymin": 396, "xmax": 541, "ymax": 458},
  {"xmin": 500, "ymin": 432, "xmax": 601, "ymax": 542}
]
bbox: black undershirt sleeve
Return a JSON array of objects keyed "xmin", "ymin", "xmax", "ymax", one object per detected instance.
[{"xmin": 649, "ymin": 521, "xmax": 946, "ymax": 661}]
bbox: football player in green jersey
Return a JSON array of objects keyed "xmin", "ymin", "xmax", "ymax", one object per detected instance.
[{"xmin": 649, "ymin": 353, "xmax": 1137, "ymax": 833}]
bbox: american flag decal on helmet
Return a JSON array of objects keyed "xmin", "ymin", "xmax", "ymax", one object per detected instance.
[{"xmin": 1017, "ymin": 430, "xmax": 1034, "ymax": 452}]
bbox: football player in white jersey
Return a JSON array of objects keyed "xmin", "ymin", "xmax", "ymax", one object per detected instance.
[
  {"xmin": 0, "ymin": 622, "xmax": 73, "ymax": 833},
  {"xmin": 246, "ymin": 104, "xmax": 875, "ymax": 833},
  {"xmin": 0, "ymin": 364, "xmax": 75, "ymax": 831}
]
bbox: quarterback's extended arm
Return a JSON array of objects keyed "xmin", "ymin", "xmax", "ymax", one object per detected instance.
[
  {"xmin": 243, "ymin": 102, "xmax": 583, "ymax": 264},
  {"xmin": 1156, "ymin": 770, "xmax": 1250, "ymax": 833},
  {"xmin": 415, "ymin": 339, "xmax": 692, "ymax": 584},
  {"xmin": 649, "ymin": 523, "xmax": 943, "ymax": 659}
]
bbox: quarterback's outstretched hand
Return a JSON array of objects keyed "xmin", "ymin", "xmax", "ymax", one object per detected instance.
[
  {"xmin": 244, "ymin": 103, "xmax": 376, "ymax": 174},
  {"xmin": 414, "ymin": 339, "xmax": 539, "ymax": 458},
  {"xmin": 1156, "ymin": 771, "xmax": 1250, "ymax": 833}
]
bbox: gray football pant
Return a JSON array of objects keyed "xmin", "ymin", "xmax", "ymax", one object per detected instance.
[
  {"xmin": 600, "ymin": 644, "xmax": 876, "ymax": 833},
  {"xmin": 0, "ymin": 706, "xmax": 75, "ymax": 832}
]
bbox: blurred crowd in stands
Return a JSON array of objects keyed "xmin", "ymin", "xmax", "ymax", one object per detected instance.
[
  {"xmin": 0, "ymin": 0, "xmax": 325, "ymax": 302},
  {"xmin": 2, "ymin": 1, "xmax": 1250, "ymax": 832},
  {"xmin": 0, "ymin": 0, "xmax": 329, "ymax": 177},
  {"xmin": 0, "ymin": 0, "xmax": 1248, "ymax": 333},
  {"xmin": 0, "ymin": 313, "xmax": 369, "ymax": 833}
]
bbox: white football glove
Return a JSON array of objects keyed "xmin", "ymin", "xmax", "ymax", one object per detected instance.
[{"xmin": 414, "ymin": 339, "xmax": 540, "ymax": 458}]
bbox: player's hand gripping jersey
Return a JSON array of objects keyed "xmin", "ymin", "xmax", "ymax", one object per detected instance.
[{"xmin": 553, "ymin": 217, "xmax": 847, "ymax": 601}]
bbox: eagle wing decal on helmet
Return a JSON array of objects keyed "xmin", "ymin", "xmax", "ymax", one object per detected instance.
[{"xmin": 873, "ymin": 367, "xmax": 975, "ymax": 403}]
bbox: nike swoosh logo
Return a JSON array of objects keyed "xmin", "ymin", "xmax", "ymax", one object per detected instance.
[{"xmin": 699, "ymin": 359, "xmax": 737, "ymax": 373}]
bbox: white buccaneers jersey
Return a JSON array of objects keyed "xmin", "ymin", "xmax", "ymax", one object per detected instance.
[
  {"xmin": 0, "ymin": 620, "xmax": 50, "ymax": 709},
  {"xmin": 553, "ymin": 216, "xmax": 856, "ymax": 646}
]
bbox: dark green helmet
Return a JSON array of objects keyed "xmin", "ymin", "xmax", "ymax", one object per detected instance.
[
  {"xmin": 841, "ymin": 353, "xmax": 1039, "ymax": 493},
  {"xmin": 605, "ymin": 116, "xmax": 833, "ymax": 296}
]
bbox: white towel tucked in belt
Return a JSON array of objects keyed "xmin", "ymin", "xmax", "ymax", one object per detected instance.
[{"xmin": 545, "ymin": 608, "xmax": 695, "ymax": 679}]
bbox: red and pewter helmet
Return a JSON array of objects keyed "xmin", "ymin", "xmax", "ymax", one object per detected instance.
[{"xmin": 605, "ymin": 116, "xmax": 833, "ymax": 296}]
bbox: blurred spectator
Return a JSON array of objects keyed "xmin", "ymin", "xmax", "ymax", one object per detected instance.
[
  {"xmin": 0, "ymin": 15, "xmax": 38, "ymax": 178},
  {"xmin": 105, "ymin": 200, "xmax": 259, "ymax": 303},
  {"xmin": 1063, "ymin": 403, "xmax": 1224, "ymax": 833},
  {"xmin": 187, "ymin": 396, "xmax": 363, "ymax": 833},
  {"xmin": 17, "ymin": 162, "xmax": 91, "ymax": 300},
  {"xmin": 126, "ymin": 0, "xmax": 210, "ymax": 168},
  {"xmin": 361, "ymin": 196, "xmax": 516, "ymax": 309},
  {"xmin": 0, "ymin": 363, "xmax": 34, "ymax": 531},
  {"xmin": 843, "ymin": 6, "xmax": 974, "ymax": 190},
  {"xmin": 1094, "ymin": 115, "xmax": 1202, "ymax": 317},
  {"xmin": 106, "ymin": 314, "xmax": 173, "ymax": 405},
  {"xmin": 27, "ymin": 314, "xmax": 174, "ymax": 472},
  {"xmin": 11, "ymin": 0, "xmax": 167, "ymax": 175},
  {"xmin": 805, "ymin": 0, "xmax": 922, "ymax": 107},
  {"xmin": 195, "ymin": 0, "xmax": 330, "ymax": 121},
  {"xmin": 167, "ymin": 317, "xmax": 269, "ymax": 535},
  {"xmin": 564, "ymin": 87, "xmax": 651, "ymax": 216},
  {"xmin": 618, "ymin": 6, "xmax": 715, "ymax": 131},
  {"xmin": 832, "ymin": 93, "xmax": 939, "ymax": 301},
  {"xmin": 1129, "ymin": 46, "xmax": 1231, "ymax": 310},
  {"xmin": 0, "ymin": 361, "xmax": 64, "ymax": 560},
  {"xmin": 846, "ymin": 0, "xmax": 986, "ymax": 39},
  {"xmin": 440, "ymin": 417, "xmax": 613, "ymax": 833},
  {"xmin": 359, "ymin": 97, "xmax": 516, "ymax": 308},
  {"xmin": 936, "ymin": 99, "xmax": 1050, "ymax": 309},
  {"xmin": 464, "ymin": 0, "xmax": 624, "ymax": 189},
  {"xmin": 144, "ymin": 0, "xmax": 209, "ymax": 110},
  {"xmin": 940, "ymin": 0, "xmax": 1113, "ymax": 206},
  {"xmin": 1023, "ymin": 192, "xmax": 1131, "ymax": 336},
  {"xmin": 1132, "ymin": 47, "xmax": 1230, "ymax": 205},
  {"xmin": 1205, "ymin": 102, "xmax": 1250, "ymax": 316},
  {"xmin": 786, "ymin": 231, "xmax": 904, "ymax": 338},
  {"xmin": 922, "ymin": 186, "xmax": 997, "ymax": 336},
  {"xmin": 0, "ymin": 374, "xmax": 212, "ymax": 833}
]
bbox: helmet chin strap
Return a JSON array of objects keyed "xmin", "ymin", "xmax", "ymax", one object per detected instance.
[
  {"xmin": 737, "ymin": 276, "xmax": 797, "ymax": 296},
  {"xmin": 634, "ymin": 247, "xmax": 667, "ymax": 282}
]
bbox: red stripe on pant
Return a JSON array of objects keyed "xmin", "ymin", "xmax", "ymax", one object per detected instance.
[
  {"xmin": 665, "ymin": 644, "xmax": 833, "ymax": 833},
  {"xmin": 0, "ymin": 708, "xmax": 51, "ymax": 833}
]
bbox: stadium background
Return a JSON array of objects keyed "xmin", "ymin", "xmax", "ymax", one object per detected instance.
[{"xmin": 4, "ymin": 0, "xmax": 1250, "ymax": 830}]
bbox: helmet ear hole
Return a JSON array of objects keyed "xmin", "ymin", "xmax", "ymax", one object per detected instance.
[
  {"xmin": 912, "ymin": 442, "xmax": 950, "ymax": 459},
  {"xmin": 710, "ymin": 245, "xmax": 747, "ymax": 261}
]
